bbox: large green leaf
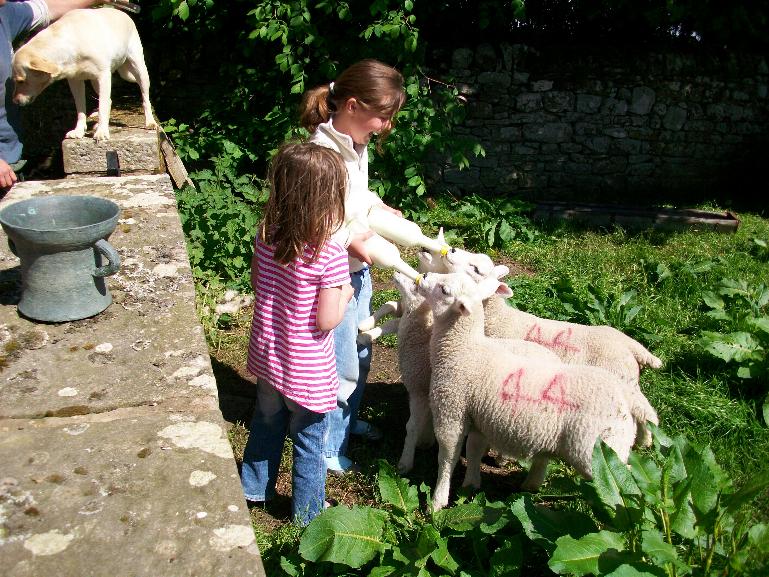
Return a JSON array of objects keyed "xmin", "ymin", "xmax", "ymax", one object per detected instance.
[
  {"xmin": 490, "ymin": 535, "xmax": 523, "ymax": 577},
  {"xmin": 377, "ymin": 461, "xmax": 420, "ymax": 516},
  {"xmin": 479, "ymin": 498, "xmax": 511, "ymax": 534},
  {"xmin": 430, "ymin": 534, "xmax": 459, "ymax": 575},
  {"xmin": 702, "ymin": 290, "xmax": 725, "ymax": 310},
  {"xmin": 510, "ymin": 495, "xmax": 597, "ymax": 554},
  {"xmin": 299, "ymin": 505, "xmax": 388, "ymax": 567},
  {"xmin": 700, "ymin": 331, "xmax": 759, "ymax": 363},
  {"xmin": 604, "ymin": 564, "xmax": 665, "ymax": 577},
  {"xmin": 684, "ymin": 445, "xmax": 728, "ymax": 532},
  {"xmin": 748, "ymin": 523, "xmax": 769, "ymax": 554},
  {"xmin": 749, "ymin": 315, "xmax": 769, "ymax": 335},
  {"xmin": 548, "ymin": 531, "xmax": 626, "ymax": 576},
  {"xmin": 589, "ymin": 440, "xmax": 642, "ymax": 529},
  {"xmin": 640, "ymin": 529, "xmax": 689, "ymax": 575},
  {"xmin": 724, "ymin": 472, "xmax": 769, "ymax": 517},
  {"xmin": 432, "ymin": 502, "xmax": 484, "ymax": 531},
  {"xmin": 669, "ymin": 478, "xmax": 696, "ymax": 540},
  {"xmin": 628, "ymin": 452, "xmax": 662, "ymax": 507}
]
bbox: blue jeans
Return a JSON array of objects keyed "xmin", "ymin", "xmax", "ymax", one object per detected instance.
[
  {"xmin": 324, "ymin": 267, "xmax": 373, "ymax": 458},
  {"xmin": 241, "ymin": 380, "xmax": 328, "ymax": 525}
]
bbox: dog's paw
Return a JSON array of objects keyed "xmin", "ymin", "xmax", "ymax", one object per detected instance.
[
  {"xmin": 65, "ymin": 128, "xmax": 86, "ymax": 139},
  {"xmin": 93, "ymin": 127, "xmax": 110, "ymax": 142}
]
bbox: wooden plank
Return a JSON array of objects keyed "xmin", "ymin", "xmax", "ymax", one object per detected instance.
[{"xmin": 158, "ymin": 128, "xmax": 195, "ymax": 189}]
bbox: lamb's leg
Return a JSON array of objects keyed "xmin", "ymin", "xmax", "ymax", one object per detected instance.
[
  {"xmin": 462, "ymin": 430, "xmax": 488, "ymax": 489},
  {"xmin": 92, "ymin": 72, "xmax": 112, "ymax": 142},
  {"xmin": 631, "ymin": 389, "xmax": 658, "ymax": 448},
  {"xmin": 65, "ymin": 79, "xmax": 87, "ymax": 139},
  {"xmin": 358, "ymin": 300, "xmax": 401, "ymax": 332},
  {"xmin": 397, "ymin": 391, "xmax": 431, "ymax": 474},
  {"xmin": 432, "ymin": 430, "xmax": 465, "ymax": 511},
  {"xmin": 520, "ymin": 455, "xmax": 550, "ymax": 491},
  {"xmin": 357, "ymin": 317, "xmax": 400, "ymax": 346}
]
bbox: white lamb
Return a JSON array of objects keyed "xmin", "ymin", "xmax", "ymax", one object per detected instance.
[
  {"xmin": 418, "ymin": 271, "xmax": 657, "ymax": 510},
  {"xmin": 420, "ymin": 238, "xmax": 662, "ymax": 446},
  {"xmin": 384, "ymin": 269, "xmax": 561, "ymax": 475}
]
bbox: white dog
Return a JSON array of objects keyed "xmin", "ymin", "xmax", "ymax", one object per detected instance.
[{"xmin": 12, "ymin": 7, "xmax": 156, "ymax": 142}]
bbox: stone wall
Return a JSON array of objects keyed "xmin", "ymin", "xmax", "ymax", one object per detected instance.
[{"xmin": 435, "ymin": 44, "xmax": 769, "ymax": 205}]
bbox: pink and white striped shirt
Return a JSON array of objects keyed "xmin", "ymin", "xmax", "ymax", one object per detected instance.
[{"xmin": 247, "ymin": 237, "xmax": 351, "ymax": 413}]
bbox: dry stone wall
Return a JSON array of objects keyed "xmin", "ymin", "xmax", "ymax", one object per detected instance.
[{"xmin": 436, "ymin": 44, "xmax": 769, "ymax": 204}]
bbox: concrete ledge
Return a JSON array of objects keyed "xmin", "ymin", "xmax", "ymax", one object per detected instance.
[
  {"xmin": 62, "ymin": 128, "xmax": 161, "ymax": 175},
  {"xmin": 0, "ymin": 175, "xmax": 265, "ymax": 577}
]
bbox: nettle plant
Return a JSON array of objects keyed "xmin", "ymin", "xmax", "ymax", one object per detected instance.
[
  {"xmin": 698, "ymin": 278, "xmax": 769, "ymax": 423},
  {"xmin": 273, "ymin": 429, "xmax": 769, "ymax": 577},
  {"xmin": 550, "ymin": 277, "xmax": 644, "ymax": 334}
]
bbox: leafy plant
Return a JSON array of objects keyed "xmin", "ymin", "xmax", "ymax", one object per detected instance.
[
  {"xmin": 698, "ymin": 277, "xmax": 769, "ymax": 424},
  {"xmin": 545, "ymin": 426, "xmax": 769, "ymax": 577},
  {"xmin": 752, "ymin": 238, "xmax": 769, "ymax": 261},
  {"xmin": 271, "ymin": 429, "xmax": 769, "ymax": 576},
  {"xmin": 278, "ymin": 461, "xmax": 530, "ymax": 576},
  {"xmin": 550, "ymin": 277, "xmax": 644, "ymax": 333},
  {"xmin": 176, "ymin": 182, "xmax": 262, "ymax": 290},
  {"xmin": 451, "ymin": 194, "xmax": 538, "ymax": 250}
]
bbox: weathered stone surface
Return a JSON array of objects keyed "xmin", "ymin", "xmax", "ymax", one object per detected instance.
[
  {"xmin": 0, "ymin": 175, "xmax": 265, "ymax": 577},
  {"xmin": 664, "ymin": 105, "xmax": 688, "ymax": 131},
  {"xmin": 62, "ymin": 128, "xmax": 161, "ymax": 175},
  {"xmin": 630, "ymin": 86, "xmax": 656, "ymax": 115}
]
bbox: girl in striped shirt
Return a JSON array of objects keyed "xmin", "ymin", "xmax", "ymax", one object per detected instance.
[{"xmin": 241, "ymin": 142, "xmax": 354, "ymax": 525}]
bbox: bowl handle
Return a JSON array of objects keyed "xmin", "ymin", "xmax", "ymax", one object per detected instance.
[{"xmin": 93, "ymin": 239, "xmax": 121, "ymax": 277}]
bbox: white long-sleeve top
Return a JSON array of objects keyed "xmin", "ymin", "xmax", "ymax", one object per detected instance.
[{"xmin": 309, "ymin": 118, "xmax": 384, "ymax": 272}]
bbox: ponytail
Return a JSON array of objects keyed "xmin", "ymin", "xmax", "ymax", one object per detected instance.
[{"xmin": 299, "ymin": 85, "xmax": 335, "ymax": 132}]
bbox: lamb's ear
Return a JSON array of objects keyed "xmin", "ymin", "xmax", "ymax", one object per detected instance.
[
  {"xmin": 495, "ymin": 282, "xmax": 513, "ymax": 298},
  {"xmin": 477, "ymin": 276, "xmax": 512, "ymax": 300},
  {"xmin": 418, "ymin": 250, "xmax": 435, "ymax": 271},
  {"xmin": 437, "ymin": 227, "xmax": 446, "ymax": 244},
  {"xmin": 456, "ymin": 294, "xmax": 474, "ymax": 316},
  {"xmin": 491, "ymin": 265, "xmax": 510, "ymax": 280},
  {"xmin": 28, "ymin": 57, "xmax": 60, "ymax": 76}
]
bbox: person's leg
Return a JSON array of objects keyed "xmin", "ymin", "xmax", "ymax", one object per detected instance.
[
  {"xmin": 241, "ymin": 380, "xmax": 288, "ymax": 502},
  {"xmin": 324, "ymin": 268, "xmax": 365, "ymax": 469},
  {"xmin": 349, "ymin": 267, "xmax": 375, "ymax": 436},
  {"xmin": 287, "ymin": 398, "xmax": 328, "ymax": 525}
]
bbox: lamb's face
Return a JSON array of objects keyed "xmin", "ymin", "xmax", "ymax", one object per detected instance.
[
  {"xmin": 445, "ymin": 249, "xmax": 496, "ymax": 281},
  {"xmin": 416, "ymin": 272, "xmax": 480, "ymax": 318},
  {"xmin": 417, "ymin": 243, "xmax": 495, "ymax": 282},
  {"xmin": 391, "ymin": 271, "xmax": 423, "ymax": 310}
]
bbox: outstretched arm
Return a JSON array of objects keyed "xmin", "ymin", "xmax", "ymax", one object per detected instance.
[{"xmin": 43, "ymin": 0, "xmax": 103, "ymax": 22}]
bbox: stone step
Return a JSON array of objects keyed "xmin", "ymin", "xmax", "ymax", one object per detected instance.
[{"xmin": 61, "ymin": 127, "xmax": 161, "ymax": 175}]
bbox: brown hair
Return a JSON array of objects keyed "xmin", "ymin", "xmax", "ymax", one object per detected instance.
[
  {"xmin": 260, "ymin": 142, "xmax": 347, "ymax": 265},
  {"xmin": 299, "ymin": 59, "xmax": 406, "ymax": 150}
]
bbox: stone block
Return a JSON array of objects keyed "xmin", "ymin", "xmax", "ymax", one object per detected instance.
[
  {"xmin": 631, "ymin": 86, "xmax": 656, "ymax": 115},
  {"xmin": 62, "ymin": 127, "xmax": 161, "ymax": 175}
]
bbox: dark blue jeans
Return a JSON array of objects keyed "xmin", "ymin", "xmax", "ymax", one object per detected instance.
[{"xmin": 241, "ymin": 380, "xmax": 328, "ymax": 525}]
